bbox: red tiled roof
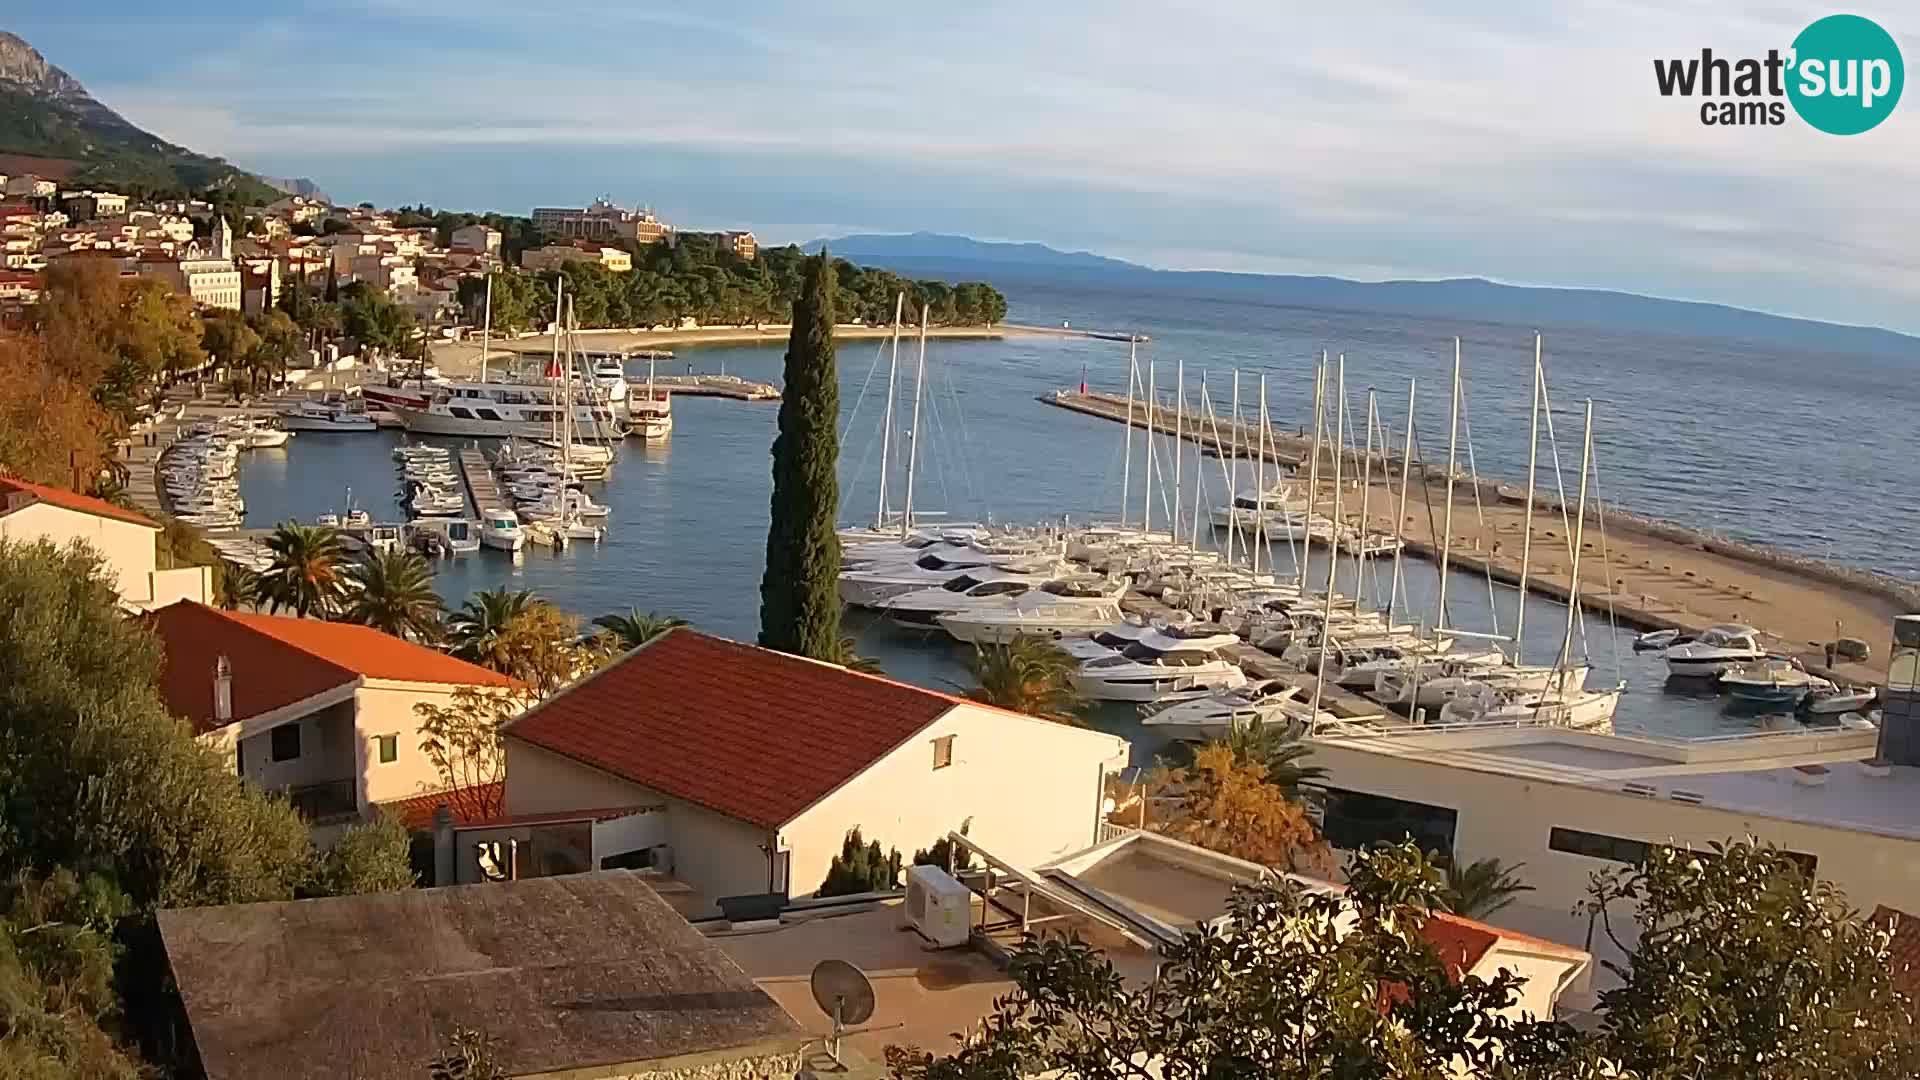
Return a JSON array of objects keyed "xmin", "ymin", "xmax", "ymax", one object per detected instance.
[
  {"xmin": 0, "ymin": 475, "xmax": 157, "ymax": 527},
  {"xmin": 146, "ymin": 601, "xmax": 517, "ymax": 734},
  {"xmin": 1419, "ymin": 912, "xmax": 1503, "ymax": 981},
  {"xmin": 505, "ymin": 628, "xmax": 958, "ymax": 829},
  {"xmin": 1873, "ymin": 905, "xmax": 1920, "ymax": 997},
  {"xmin": 379, "ymin": 782, "xmax": 504, "ymax": 831}
]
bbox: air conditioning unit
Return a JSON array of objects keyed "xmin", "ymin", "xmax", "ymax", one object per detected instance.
[{"xmin": 904, "ymin": 864, "xmax": 971, "ymax": 948}]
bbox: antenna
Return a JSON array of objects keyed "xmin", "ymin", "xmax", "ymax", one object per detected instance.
[{"xmin": 808, "ymin": 959, "xmax": 875, "ymax": 1066}]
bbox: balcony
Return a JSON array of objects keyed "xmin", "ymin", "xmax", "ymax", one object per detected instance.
[{"xmin": 287, "ymin": 779, "xmax": 359, "ymax": 824}]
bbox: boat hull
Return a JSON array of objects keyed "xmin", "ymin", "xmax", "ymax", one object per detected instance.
[
  {"xmin": 277, "ymin": 415, "xmax": 377, "ymax": 432},
  {"xmin": 390, "ymin": 405, "xmax": 622, "ymax": 440}
]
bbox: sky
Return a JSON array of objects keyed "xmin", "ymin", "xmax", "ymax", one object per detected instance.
[{"xmin": 9, "ymin": 2, "xmax": 1920, "ymax": 333}]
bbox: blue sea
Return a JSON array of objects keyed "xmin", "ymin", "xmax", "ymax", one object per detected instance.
[{"xmin": 236, "ymin": 278, "xmax": 1914, "ymax": 763}]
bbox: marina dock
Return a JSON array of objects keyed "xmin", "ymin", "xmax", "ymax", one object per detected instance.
[
  {"xmin": 458, "ymin": 449, "xmax": 502, "ymax": 515},
  {"xmin": 639, "ymin": 374, "xmax": 780, "ymax": 401},
  {"xmin": 1043, "ymin": 389, "xmax": 1308, "ymax": 470}
]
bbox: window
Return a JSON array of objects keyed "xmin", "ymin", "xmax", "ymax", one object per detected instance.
[
  {"xmin": 376, "ymin": 734, "xmax": 398, "ymax": 764},
  {"xmin": 270, "ymin": 723, "xmax": 301, "ymax": 762},
  {"xmin": 1549, "ymin": 827, "xmax": 1650, "ymax": 866},
  {"xmin": 1320, "ymin": 788, "xmax": 1458, "ymax": 855},
  {"xmin": 932, "ymin": 734, "xmax": 955, "ymax": 770}
]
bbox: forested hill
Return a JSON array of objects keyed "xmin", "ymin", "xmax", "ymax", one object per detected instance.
[{"xmin": 390, "ymin": 207, "xmax": 1008, "ymax": 331}]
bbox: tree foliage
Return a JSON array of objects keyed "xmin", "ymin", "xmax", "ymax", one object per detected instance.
[
  {"xmin": 312, "ymin": 815, "xmax": 417, "ymax": 896},
  {"xmin": 341, "ymin": 548, "xmax": 445, "ymax": 642},
  {"xmin": 413, "ymin": 688, "xmax": 530, "ymax": 824},
  {"xmin": 888, "ymin": 841, "xmax": 1591, "ymax": 1080},
  {"xmin": 1583, "ymin": 838, "xmax": 1920, "ymax": 1079},
  {"xmin": 817, "ymin": 827, "xmax": 902, "ymax": 897},
  {"xmin": 590, "ymin": 608, "xmax": 686, "ymax": 651},
  {"xmin": 0, "ymin": 331, "xmax": 114, "ymax": 489},
  {"xmin": 759, "ymin": 253, "xmax": 843, "ymax": 659},
  {"xmin": 1143, "ymin": 743, "xmax": 1331, "ymax": 874},
  {"xmin": 259, "ymin": 522, "xmax": 348, "ymax": 617},
  {"xmin": 446, "ymin": 588, "xmax": 581, "ymax": 695},
  {"xmin": 0, "ymin": 869, "xmax": 144, "ymax": 1080},
  {"xmin": 965, "ymin": 636, "xmax": 1086, "ymax": 723}
]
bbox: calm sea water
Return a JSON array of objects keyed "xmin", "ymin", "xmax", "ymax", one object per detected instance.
[{"xmin": 237, "ymin": 280, "xmax": 1904, "ymax": 763}]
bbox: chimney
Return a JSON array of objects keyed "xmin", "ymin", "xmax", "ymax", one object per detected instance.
[
  {"xmin": 432, "ymin": 804, "xmax": 455, "ymax": 886},
  {"xmin": 1877, "ymin": 615, "xmax": 1920, "ymax": 766},
  {"xmin": 213, "ymin": 655, "xmax": 232, "ymax": 725}
]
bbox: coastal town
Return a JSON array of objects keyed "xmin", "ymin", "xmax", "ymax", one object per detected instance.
[{"xmin": 3, "ymin": 17, "xmax": 1920, "ymax": 1080}]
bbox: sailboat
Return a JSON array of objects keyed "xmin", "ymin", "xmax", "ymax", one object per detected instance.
[
  {"xmin": 627, "ymin": 351, "xmax": 673, "ymax": 440},
  {"xmin": 553, "ymin": 300, "xmax": 607, "ymax": 543}
]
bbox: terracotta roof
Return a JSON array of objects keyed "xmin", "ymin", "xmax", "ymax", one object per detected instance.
[
  {"xmin": 1419, "ymin": 912, "xmax": 1503, "ymax": 980},
  {"xmin": 0, "ymin": 475, "xmax": 157, "ymax": 527},
  {"xmin": 505, "ymin": 628, "xmax": 959, "ymax": 829},
  {"xmin": 1873, "ymin": 905, "xmax": 1920, "ymax": 997},
  {"xmin": 379, "ymin": 782, "xmax": 503, "ymax": 830},
  {"xmin": 146, "ymin": 601, "xmax": 517, "ymax": 734}
]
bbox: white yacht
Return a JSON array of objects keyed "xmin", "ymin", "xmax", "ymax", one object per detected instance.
[
  {"xmin": 1069, "ymin": 624, "xmax": 1249, "ymax": 703},
  {"xmin": 386, "ymin": 380, "xmax": 626, "ymax": 440},
  {"xmin": 1374, "ymin": 661, "xmax": 1591, "ymax": 710},
  {"xmin": 934, "ymin": 579, "xmax": 1128, "ymax": 644},
  {"xmin": 479, "ymin": 508, "xmax": 525, "ymax": 552},
  {"xmin": 1061, "ymin": 620, "xmax": 1158, "ymax": 663},
  {"xmin": 1139, "ymin": 679, "xmax": 1340, "ymax": 741},
  {"xmin": 1437, "ymin": 682, "xmax": 1622, "ymax": 730},
  {"xmin": 1665, "ymin": 624, "xmax": 1766, "ymax": 678},
  {"xmin": 276, "ymin": 396, "xmax": 377, "ymax": 432},
  {"xmin": 408, "ymin": 517, "xmax": 480, "ymax": 556},
  {"xmin": 839, "ymin": 547, "xmax": 1051, "ymax": 608},
  {"xmin": 878, "ymin": 563, "xmax": 1077, "ymax": 629}
]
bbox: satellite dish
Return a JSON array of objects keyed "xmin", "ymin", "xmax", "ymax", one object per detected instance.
[{"xmin": 808, "ymin": 959, "xmax": 875, "ymax": 1065}]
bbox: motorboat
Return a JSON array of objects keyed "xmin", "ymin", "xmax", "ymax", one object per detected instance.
[
  {"xmin": 1069, "ymin": 623, "xmax": 1249, "ymax": 703},
  {"xmin": 1719, "ymin": 657, "xmax": 1830, "ymax": 707},
  {"xmin": 407, "ymin": 517, "xmax": 480, "ymax": 556},
  {"xmin": 840, "ymin": 550, "xmax": 1056, "ymax": 608},
  {"xmin": 478, "ymin": 508, "xmax": 525, "ymax": 552},
  {"xmin": 1373, "ymin": 661, "xmax": 1592, "ymax": 710},
  {"xmin": 237, "ymin": 419, "xmax": 291, "ymax": 448},
  {"xmin": 1632, "ymin": 628, "xmax": 1686, "ymax": 651},
  {"xmin": 1139, "ymin": 679, "xmax": 1340, "ymax": 741},
  {"xmin": 1321, "ymin": 641, "xmax": 1505, "ymax": 691},
  {"xmin": 1665, "ymin": 624, "xmax": 1766, "ymax": 678},
  {"xmin": 556, "ymin": 513, "xmax": 606, "ymax": 542},
  {"xmin": 1061, "ymin": 620, "xmax": 1159, "ymax": 663},
  {"xmin": 1804, "ymin": 685, "xmax": 1878, "ymax": 716},
  {"xmin": 343, "ymin": 522, "xmax": 403, "ymax": 556},
  {"xmin": 1437, "ymin": 682, "xmax": 1622, "ymax": 730},
  {"xmin": 933, "ymin": 578, "xmax": 1129, "ymax": 644},
  {"xmin": 879, "ymin": 564, "xmax": 1080, "ymax": 629},
  {"xmin": 410, "ymin": 486, "xmax": 466, "ymax": 517},
  {"xmin": 277, "ymin": 396, "xmax": 378, "ymax": 432}
]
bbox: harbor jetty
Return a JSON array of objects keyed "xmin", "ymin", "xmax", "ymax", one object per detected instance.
[
  {"xmin": 1046, "ymin": 385, "xmax": 1905, "ymax": 688},
  {"xmin": 457, "ymin": 448, "xmax": 501, "ymax": 515},
  {"xmin": 639, "ymin": 374, "xmax": 780, "ymax": 401}
]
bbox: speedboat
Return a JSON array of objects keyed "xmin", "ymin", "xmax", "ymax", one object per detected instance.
[
  {"xmin": 1665, "ymin": 624, "xmax": 1765, "ymax": 678},
  {"xmin": 1139, "ymin": 679, "xmax": 1339, "ymax": 741},
  {"xmin": 408, "ymin": 516, "xmax": 480, "ymax": 556},
  {"xmin": 1062, "ymin": 620, "xmax": 1158, "ymax": 663},
  {"xmin": 1069, "ymin": 624, "xmax": 1249, "ymax": 703},
  {"xmin": 479, "ymin": 508, "xmax": 525, "ymax": 552},
  {"xmin": 1633, "ymin": 628, "xmax": 1685, "ymax": 651},
  {"xmin": 934, "ymin": 578, "xmax": 1128, "ymax": 644},
  {"xmin": 1804, "ymin": 685, "xmax": 1878, "ymax": 716},
  {"xmin": 880, "ymin": 564, "xmax": 1079, "ymax": 629},
  {"xmin": 1719, "ymin": 657, "xmax": 1829, "ymax": 706}
]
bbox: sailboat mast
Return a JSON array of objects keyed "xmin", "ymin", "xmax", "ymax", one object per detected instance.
[
  {"xmin": 1516, "ymin": 333, "xmax": 1543, "ymax": 658},
  {"xmin": 1172, "ymin": 358, "xmax": 1184, "ymax": 546},
  {"xmin": 1353, "ymin": 388, "xmax": 1377, "ymax": 613},
  {"xmin": 479, "ymin": 272, "xmax": 492, "ymax": 385},
  {"xmin": 1559, "ymin": 399, "xmax": 1596, "ymax": 672},
  {"xmin": 875, "ymin": 292, "xmax": 904, "ymax": 530},
  {"xmin": 1142, "ymin": 361, "xmax": 1156, "ymax": 535},
  {"xmin": 1299, "ymin": 354, "xmax": 1325, "ymax": 592},
  {"xmin": 1120, "ymin": 339, "xmax": 1137, "ymax": 527},
  {"xmin": 1225, "ymin": 372, "xmax": 1240, "ymax": 566},
  {"xmin": 549, "ymin": 277, "xmax": 566, "ymax": 449},
  {"xmin": 900, "ymin": 303, "xmax": 929, "ymax": 537},
  {"xmin": 1312, "ymin": 355, "xmax": 1347, "ymax": 720},
  {"xmin": 1387, "ymin": 379, "xmax": 1415, "ymax": 626},
  {"xmin": 1435, "ymin": 338, "xmax": 1462, "ymax": 634},
  {"xmin": 1252, "ymin": 374, "xmax": 1268, "ymax": 575}
]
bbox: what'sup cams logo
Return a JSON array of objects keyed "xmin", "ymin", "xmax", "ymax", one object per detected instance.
[{"xmin": 1654, "ymin": 14, "xmax": 1903, "ymax": 133}]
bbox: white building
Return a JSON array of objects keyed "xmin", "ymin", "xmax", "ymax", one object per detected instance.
[
  {"xmin": 0, "ymin": 476, "xmax": 211, "ymax": 608},
  {"xmin": 148, "ymin": 600, "xmax": 521, "ymax": 831},
  {"xmin": 520, "ymin": 243, "xmax": 631, "ymax": 273},
  {"xmin": 1304, "ymin": 716, "xmax": 1919, "ymax": 976},
  {"xmin": 450, "ymin": 223, "xmax": 501, "ymax": 256},
  {"xmin": 3, "ymin": 174, "xmax": 56, "ymax": 199},
  {"xmin": 140, "ymin": 216, "xmax": 241, "ymax": 310},
  {"xmin": 500, "ymin": 628, "xmax": 1131, "ymax": 916}
]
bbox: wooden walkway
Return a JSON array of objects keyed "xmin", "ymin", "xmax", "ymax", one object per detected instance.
[
  {"xmin": 640, "ymin": 374, "xmax": 780, "ymax": 401},
  {"xmin": 458, "ymin": 449, "xmax": 503, "ymax": 515}
]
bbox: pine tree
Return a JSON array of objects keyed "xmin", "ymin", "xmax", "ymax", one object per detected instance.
[
  {"xmin": 323, "ymin": 261, "xmax": 339, "ymax": 303},
  {"xmin": 758, "ymin": 252, "xmax": 842, "ymax": 658}
]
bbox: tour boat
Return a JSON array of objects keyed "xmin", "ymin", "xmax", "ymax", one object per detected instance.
[
  {"xmin": 933, "ymin": 578, "xmax": 1129, "ymax": 644},
  {"xmin": 1719, "ymin": 657, "xmax": 1830, "ymax": 707},
  {"xmin": 479, "ymin": 508, "xmax": 525, "ymax": 552},
  {"xmin": 276, "ymin": 396, "xmax": 378, "ymax": 432},
  {"xmin": 1068, "ymin": 624, "xmax": 1249, "ymax": 703},
  {"xmin": 1664, "ymin": 624, "xmax": 1766, "ymax": 678},
  {"xmin": 386, "ymin": 380, "xmax": 627, "ymax": 440}
]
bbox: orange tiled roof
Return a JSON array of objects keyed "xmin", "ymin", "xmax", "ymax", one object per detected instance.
[
  {"xmin": 505, "ymin": 628, "xmax": 957, "ymax": 829},
  {"xmin": 0, "ymin": 475, "xmax": 156, "ymax": 527},
  {"xmin": 379, "ymin": 782, "xmax": 503, "ymax": 831},
  {"xmin": 147, "ymin": 601, "xmax": 517, "ymax": 733},
  {"xmin": 1419, "ymin": 912, "xmax": 1503, "ymax": 980}
]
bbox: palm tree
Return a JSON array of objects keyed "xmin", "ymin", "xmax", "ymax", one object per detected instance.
[
  {"xmin": 835, "ymin": 636, "xmax": 884, "ymax": 675},
  {"xmin": 342, "ymin": 549, "xmax": 445, "ymax": 642},
  {"xmin": 1440, "ymin": 856, "xmax": 1535, "ymax": 919},
  {"xmin": 591, "ymin": 608, "xmax": 686, "ymax": 651},
  {"xmin": 445, "ymin": 587, "xmax": 534, "ymax": 664},
  {"xmin": 219, "ymin": 564, "xmax": 260, "ymax": 611},
  {"xmin": 964, "ymin": 636, "xmax": 1085, "ymax": 724},
  {"xmin": 260, "ymin": 522, "xmax": 347, "ymax": 617}
]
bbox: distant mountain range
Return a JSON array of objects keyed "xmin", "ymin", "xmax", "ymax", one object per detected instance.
[
  {"xmin": 816, "ymin": 232, "xmax": 1919, "ymax": 359},
  {"xmin": 0, "ymin": 31, "xmax": 321, "ymax": 202}
]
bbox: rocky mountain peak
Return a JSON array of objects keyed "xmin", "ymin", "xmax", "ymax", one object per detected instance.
[{"xmin": 0, "ymin": 31, "xmax": 92, "ymax": 102}]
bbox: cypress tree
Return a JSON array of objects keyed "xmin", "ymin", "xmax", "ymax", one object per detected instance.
[{"xmin": 758, "ymin": 253, "xmax": 842, "ymax": 658}]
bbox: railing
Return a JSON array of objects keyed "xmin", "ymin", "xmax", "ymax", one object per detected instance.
[
  {"xmin": 286, "ymin": 779, "xmax": 358, "ymax": 823},
  {"xmin": 1095, "ymin": 821, "xmax": 1138, "ymax": 846}
]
